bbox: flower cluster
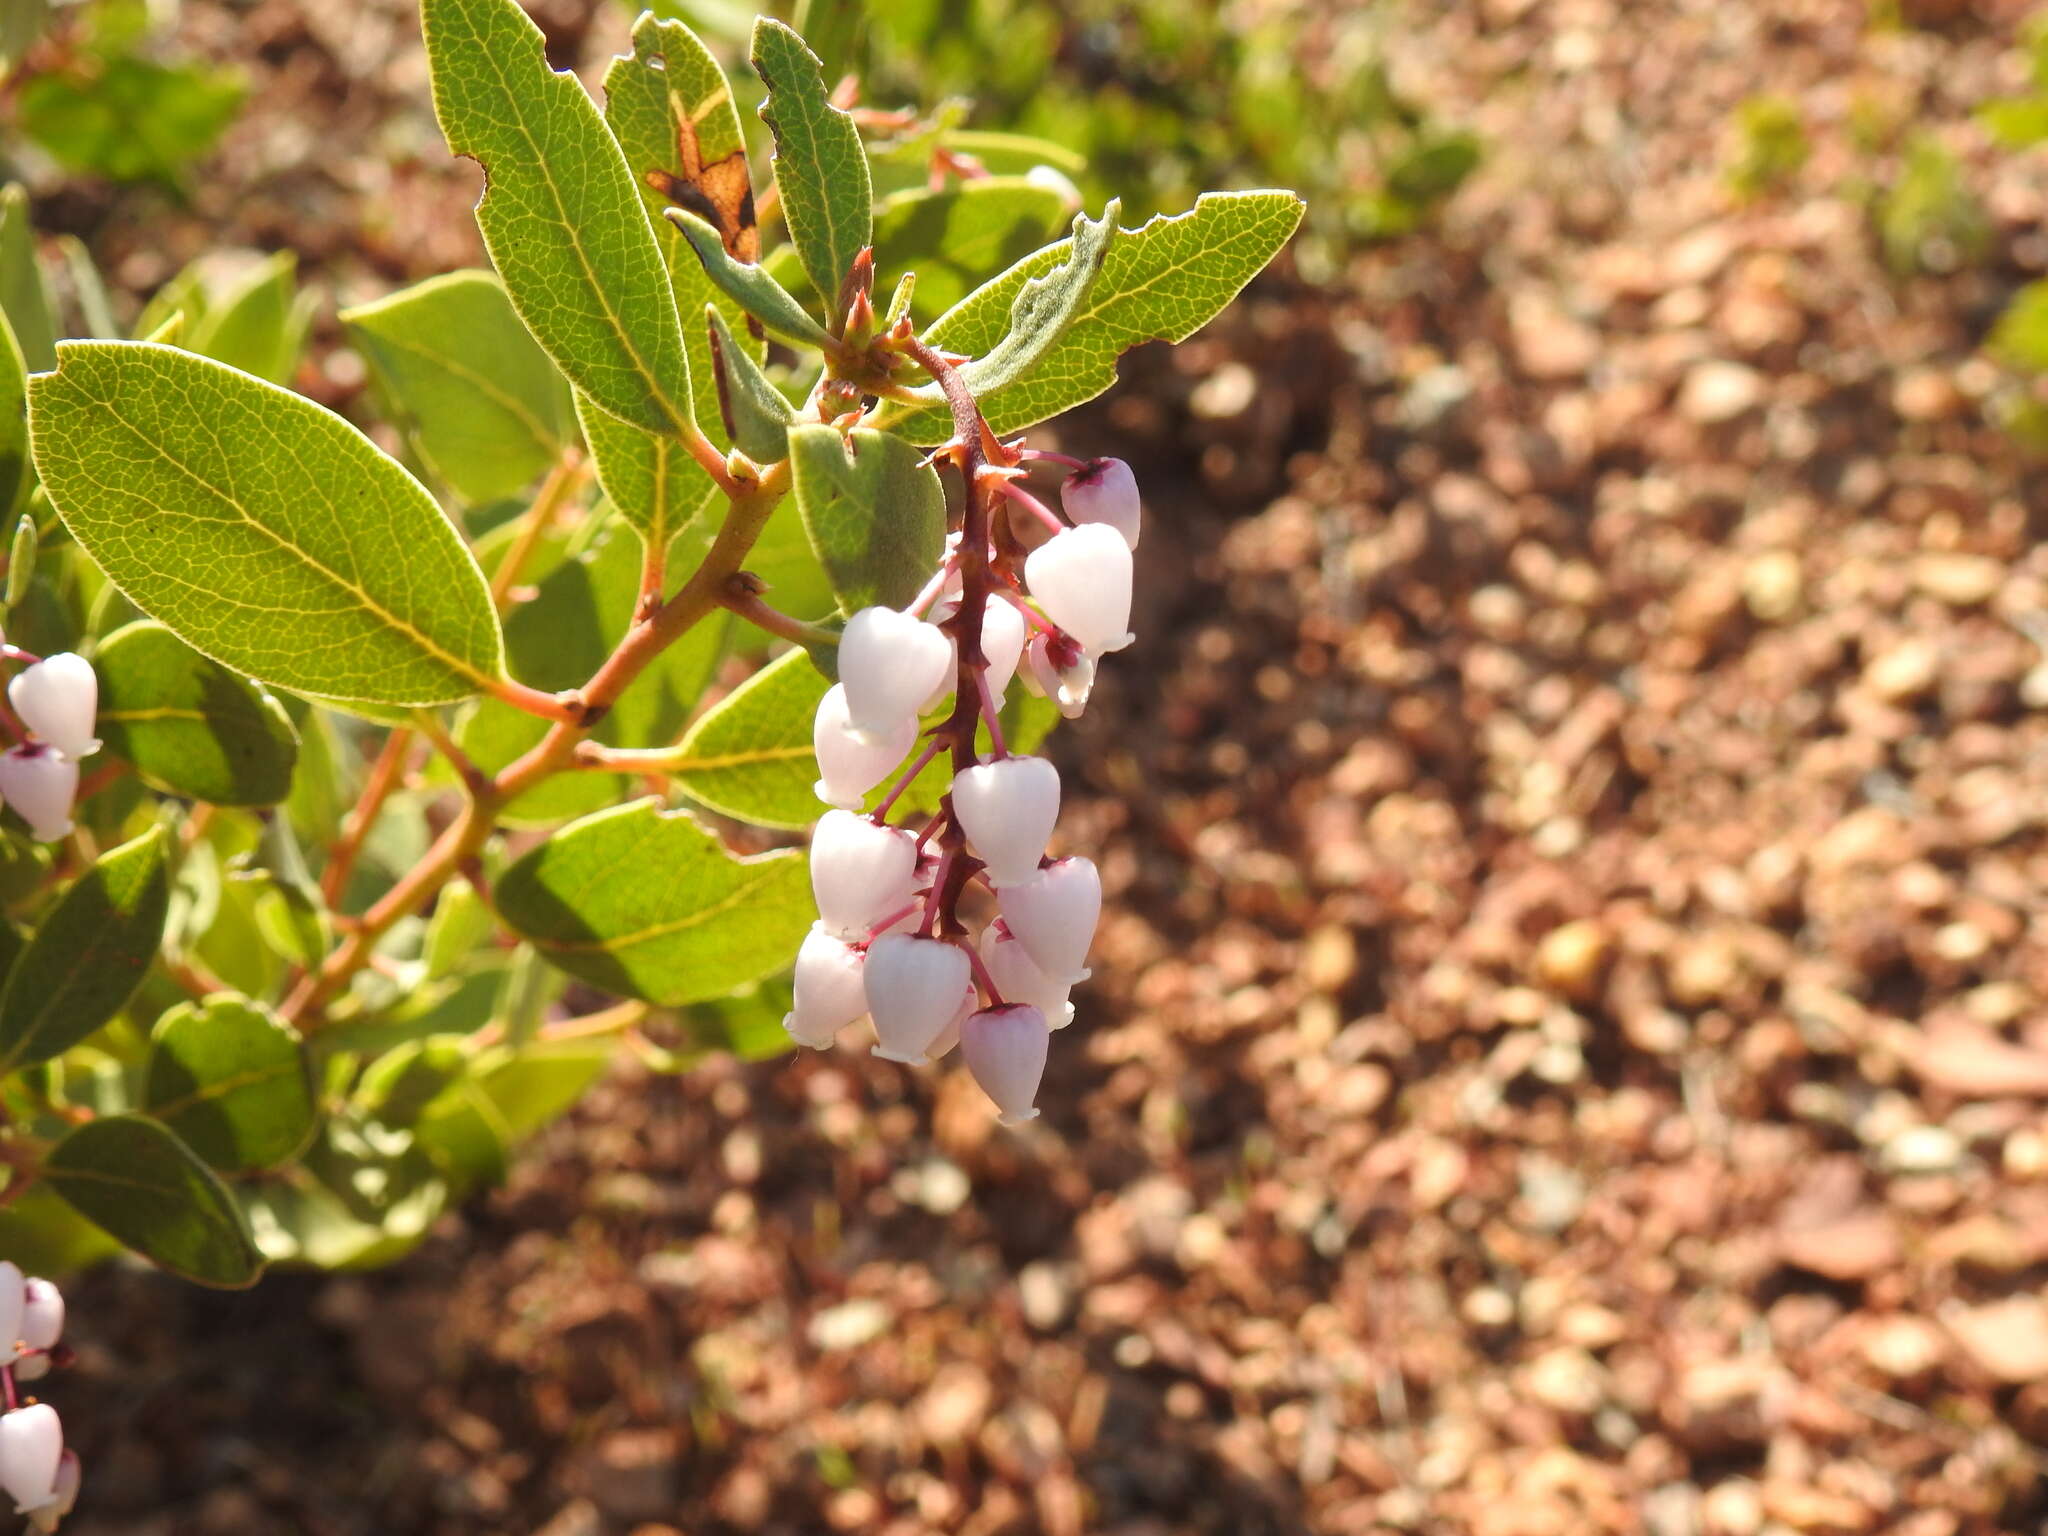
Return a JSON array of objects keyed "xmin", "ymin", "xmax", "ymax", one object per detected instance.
[
  {"xmin": 787, "ymin": 454, "xmax": 1140, "ymax": 1124},
  {"xmin": 0, "ymin": 1265, "xmax": 77, "ymax": 1532},
  {"xmin": 0, "ymin": 652, "xmax": 99, "ymax": 842}
]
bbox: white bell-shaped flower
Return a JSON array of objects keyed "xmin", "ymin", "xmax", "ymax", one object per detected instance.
[
  {"xmin": 864, "ymin": 934, "xmax": 970, "ymax": 1063},
  {"xmin": 1061, "ymin": 458, "xmax": 1141, "ymax": 549},
  {"xmin": 961, "ymin": 1004, "xmax": 1050, "ymax": 1125},
  {"xmin": 813, "ymin": 684, "xmax": 916, "ymax": 809},
  {"xmin": 980, "ymin": 600, "xmax": 1027, "ymax": 701},
  {"xmin": 783, "ymin": 925, "xmax": 869, "ymax": 1049},
  {"xmin": 1024, "ymin": 523, "xmax": 1134, "ymax": 654},
  {"xmin": 8, "ymin": 655, "xmax": 98, "ymax": 760},
  {"xmin": 23, "ymin": 1451, "xmax": 78, "ymax": 1534},
  {"xmin": 952, "ymin": 755, "xmax": 1060, "ymax": 887},
  {"xmin": 838, "ymin": 606, "xmax": 953, "ymax": 743},
  {"xmin": 0, "ymin": 1264, "xmax": 22, "ymax": 1359},
  {"xmin": 18, "ymin": 1280, "xmax": 60, "ymax": 1355},
  {"xmin": 1022, "ymin": 632, "xmax": 1096, "ymax": 718},
  {"xmin": 922, "ymin": 982, "xmax": 978, "ymax": 1061},
  {"xmin": 809, "ymin": 811, "xmax": 919, "ymax": 941},
  {"xmin": 996, "ymin": 855, "xmax": 1099, "ymax": 982},
  {"xmin": 0, "ymin": 748, "xmax": 76, "ymax": 842},
  {"xmin": 980, "ymin": 923, "xmax": 1075, "ymax": 1028},
  {"xmin": 0, "ymin": 1404, "xmax": 62, "ymax": 1512}
]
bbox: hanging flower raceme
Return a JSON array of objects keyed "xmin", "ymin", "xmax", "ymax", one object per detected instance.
[
  {"xmin": 784, "ymin": 447, "xmax": 1144, "ymax": 1125},
  {"xmin": 0, "ymin": 1267, "xmax": 77, "ymax": 1532}
]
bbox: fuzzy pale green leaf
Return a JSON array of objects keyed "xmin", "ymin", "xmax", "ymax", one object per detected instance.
[
  {"xmin": 144, "ymin": 993, "xmax": 315, "ymax": 1172},
  {"xmin": 496, "ymin": 798, "xmax": 811, "ymax": 1005},
  {"xmin": 45, "ymin": 1113, "xmax": 263, "ymax": 1286},
  {"xmin": 751, "ymin": 17, "xmax": 871, "ymax": 310},
  {"xmin": 94, "ymin": 619, "xmax": 299, "ymax": 806},
  {"xmin": 666, "ymin": 208, "xmax": 829, "ymax": 348},
  {"xmin": 788, "ymin": 424, "xmax": 946, "ymax": 615},
  {"xmin": 31, "ymin": 341, "xmax": 505, "ymax": 705}
]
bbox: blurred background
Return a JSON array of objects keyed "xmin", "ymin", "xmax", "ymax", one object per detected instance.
[{"xmin": 7, "ymin": 0, "xmax": 2048, "ymax": 1531}]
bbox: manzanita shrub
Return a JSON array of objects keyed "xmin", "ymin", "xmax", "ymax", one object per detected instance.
[{"xmin": 0, "ymin": 0, "xmax": 1296, "ymax": 1367}]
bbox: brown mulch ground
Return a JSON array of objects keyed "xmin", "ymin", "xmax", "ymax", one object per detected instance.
[{"xmin": 23, "ymin": 1, "xmax": 2048, "ymax": 1533}]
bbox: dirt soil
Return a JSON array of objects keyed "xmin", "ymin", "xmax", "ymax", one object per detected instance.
[{"xmin": 23, "ymin": 0, "xmax": 2048, "ymax": 1533}]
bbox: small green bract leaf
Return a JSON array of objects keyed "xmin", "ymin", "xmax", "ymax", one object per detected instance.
[
  {"xmin": 343, "ymin": 270, "xmax": 573, "ymax": 505},
  {"xmin": 44, "ymin": 1113, "xmax": 263, "ymax": 1286},
  {"xmin": 751, "ymin": 17, "xmax": 871, "ymax": 310},
  {"xmin": 666, "ymin": 209, "xmax": 830, "ymax": 348},
  {"xmin": 30, "ymin": 341, "xmax": 505, "ymax": 706},
  {"xmin": 0, "ymin": 825, "xmax": 169, "ymax": 1074},
  {"xmin": 789, "ymin": 424, "xmax": 946, "ymax": 615},
  {"xmin": 421, "ymin": 0, "xmax": 695, "ymax": 439},
  {"xmin": 706, "ymin": 304, "xmax": 794, "ymax": 463},
  {"xmin": 496, "ymin": 798, "xmax": 811, "ymax": 1005},
  {"xmin": 95, "ymin": 620, "xmax": 299, "ymax": 806},
  {"xmin": 144, "ymin": 993, "xmax": 315, "ymax": 1172}
]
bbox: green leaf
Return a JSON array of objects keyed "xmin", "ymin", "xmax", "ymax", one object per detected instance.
[
  {"xmin": 0, "ymin": 183, "xmax": 54, "ymax": 373},
  {"xmin": 751, "ymin": 17, "xmax": 871, "ymax": 310},
  {"xmin": 789, "ymin": 423, "xmax": 946, "ymax": 615},
  {"xmin": 0, "ymin": 826, "xmax": 169, "ymax": 1074},
  {"xmin": 667, "ymin": 647, "xmax": 826, "ymax": 828},
  {"xmin": 94, "ymin": 620, "xmax": 299, "ymax": 806},
  {"xmin": 600, "ymin": 12, "xmax": 762, "ymax": 439},
  {"xmin": 1990, "ymin": 279, "xmax": 2048, "ymax": 373},
  {"xmin": 54, "ymin": 234, "xmax": 118, "ymax": 339},
  {"xmin": 421, "ymin": 0, "xmax": 695, "ymax": 439},
  {"xmin": 18, "ymin": 54, "xmax": 243, "ymax": 186},
  {"xmin": 30, "ymin": 341, "xmax": 506, "ymax": 706},
  {"xmin": 1979, "ymin": 96, "xmax": 2048, "ymax": 150},
  {"xmin": 885, "ymin": 190, "xmax": 1306, "ymax": 441},
  {"xmin": 871, "ymin": 178, "xmax": 1072, "ymax": 319},
  {"xmin": 144, "ymin": 993, "xmax": 315, "ymax": 1172},
  {"xmin": 413, "ymin": 1038, "xmax": 612, "ymax": 1187},
  {"xmin": 244, "ymin": 1113, "xmax": 446, "ymax": 1268},
  {"xmin": 576, "ymin": 392, "xmax": 716, "ymax": 554},
  {"xmin": 496, "ymin": 798, "xmax": 811, "ymax": 1004},
  {"xmin": 0, "ymin": 308, "xmax": 26, "ymax": 515},
  {"xmin": 44, "ymin": 1113, "xmax": 263, "ymax": 1286},
  {"xmin": 344, "ymin": 271, "xmax": 574, "ymax": 505},
  {"xmin": 187, "ymin": 251, "xmax": 310, "ymax": 385},
  {"xmin": 666, "ymin": 208, "xmax": 831, "ymax": 348},
  {"xmin": 706, "ymin": 303, "xmax": 794, "ymax": 462}
]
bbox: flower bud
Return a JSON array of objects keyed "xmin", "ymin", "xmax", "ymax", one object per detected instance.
[
  {"xmin": 980, "ymin": 923, "xmax": 1074, "ymax": 1028},
  {"xmin": 8, "ymin": 654, "xmax": 99, "ymax": 760},
  {"xmin": 24, "ymin": 1450, "xmax": 78, "ymax": 1533},
  {"xmin": 922, "ymin": 981, "xmax": 978, "ymax": 1062},
  {"xmin": 996, "ymin": 855, "xmax": 1099, "ymax": 982},
  {"xmin": 18, "ymin": 1281, "xmax": 60, "ymax": 1355},
  {"xmin": 1022, "ymin": 632, "xmax": 1095, "ymax": 718},
  {"xmin": 961, "ymin": 1004, "xmax": 1050, "ymax": 1125},
  {"xmin": 813, "ymin": 684, "xmax": 916, "ymax": 809},
  {"xmin": 1061, "ymin": 458, "xmax": 1141, "ymax": 549},
  {"xmin": 952, "ymin": 755, "xmax": 1060, "ymax": 887},
  {"xmin": 0, "ymin": 1264, "xmax": 22, "ymax": 1359},
  {"xmin": 0, "ymin": 1404, "xmax": 62, "ymax": 1512},
  {"xmin": 809, "ymin": 811, "xmax": 918, "ymax": 941},
  {"xmin": 783, "ymin": 925, "xmax": 869, "ymax": 1049},
  {"xmin": 1024, "ymin": 523, "xmax": 1134, "ymax": 654},
  {"xmin": 0, "ymin": 748, "xmax": 76, "ymax": 842},
  {"xmin": 838, "ymin": 607, "xmax": 953, "ymax": 743},
  {"xmin": 864, "ymin": 934, "xmax": 971, "ymax": 1063}
]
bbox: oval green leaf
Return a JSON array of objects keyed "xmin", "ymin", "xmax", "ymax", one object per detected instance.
[
  {"xmin": 788, "ymin": 424, "xmax": 946, "ymax": 615},
  {"xmin": 43, "ymin": 1113, "xmax": 263, "ymax": 1286},
  {"xmin": 750, "ymin": 17, "xmax": 871, "ymax": 311},
  {"xmin": 144, "ymin": 993, "xmax": 315, "ymax": 1172},
  {"xmin": 94, "ymin": 619, "xmax": 299, "ymax": 806},
  {"xmin": 496, "ymin": 798, "xmax": 811, "ymax": 1005},
  {"xmin": 30, "ymin": 341, "xmax": 505, "ymax": 706}
]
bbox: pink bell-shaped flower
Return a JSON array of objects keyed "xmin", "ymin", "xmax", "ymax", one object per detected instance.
[
  {"xmin": 1022, "ymin": 631, "xmax": 1096, "ymax": 718},
  {"xmin": 0, "ymin": 1264, "xmax": 22, "ymax": 1360},
  {"xmin": 0, "ymin": 747, "xmax": 76, "ymax": 842},
  {"xmin": 8, "ymin": 654, "xmax": 98, "ymax": 760},
  {"xmin": 1024, "ymin": 523, "xmax": 1134, "ymax": 654},
  {"xmin": 784, "ymin": 926, "xmax": 869, "ymax": 1049},
  {"xmin": 18, "ymin": 1280, "xmax": 60, "ymax": 1356},
  {"xmin": 952, "ymin": 755, "xmax": 1060, "ymax": 887},
  {"xmin": 980, "ymin": 923, "xmax": 1074, "ymax": 1028},
  {"xmin": 921, "ymin": 981, "xmax": 978, "ymax": 1062},
  {"xmin": 23, "ymin": 1450, "xmax": 78, "ymax": 1534},
  {"xmin": 996, "ymin": 855, "xmax": 1099, "ymax": 982},
  {"xmin": 809, "ymin": 811, "xmax": 918, "ymax": 941},
  {"xmin": 1061, "ymin": 458, "xmax": 1141, "ymax": 549},
  {"xmin": 961, "ymin": 1004, "xmax": 1050, "ymax": 1125},
  {"xmin": 864, "ymin": 934, "xmax": 971, "ymax": 1063},
  {"xmin": 838, "ymin": 607, "xmax": 953, "ymax": 743},
  {"xmin": 0, "ymin": 1404, "xmax": 62, "ymax": 1512},
  {"xmin": 813, "ymin": 684, "xmax": 916, "ymax": 809}
]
